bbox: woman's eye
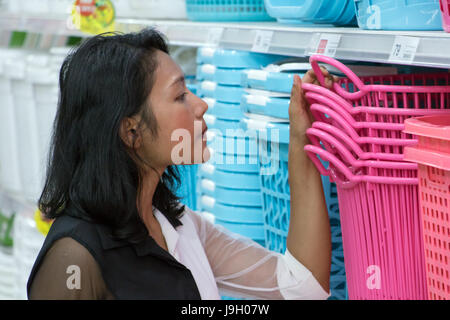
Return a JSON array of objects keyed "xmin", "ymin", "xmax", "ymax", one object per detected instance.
[{"xmin": 176, "ymin": 92, "xmax": 188, "ymax": 102}]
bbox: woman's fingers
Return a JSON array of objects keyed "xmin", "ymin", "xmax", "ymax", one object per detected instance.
[{"xmin": 302, "ymin": 66, "xmax": 336, "ymax": 89}]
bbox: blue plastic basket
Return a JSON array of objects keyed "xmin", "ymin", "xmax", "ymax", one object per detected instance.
[
  {"xmin": 264, "ymin": 0, "xmax": 356, "ymax": 25},
  {"xmin": 241, "ymin": 94, "xmax": 290, "ymax": 119},
  {"xmin": 198, "ymin": 178, "xmax": 263, "ymax": 207},
  {"xmin": 198, "ymin": 163, "xmax": 261, "ymax": 190},
  {"xmin": 186, "ymin": 0, "xmax": 274, "ymax": 22},
  {"xmin": 209, "ymin": 149, "xmax": 260, "ymax": 173},
  {"xmin": 197, "ymin": 64, "xmax": 244, "ymax": 86},
  {"xmin": 241, "ymin": 116, "xmax": 347, "ymax": 299},
  {"xmin": 198, "ymin": 81, "xmax": 244, "ymax": 103},
  {"xmin": 354, "ymin": 0, "xmax": 443, "ymax": 30},
  {"xmin": 212, "ymin": 49, "xmax": 288, "ymax": 69},
  {"xmin": 207, "ymin": 131, "xmax": 259, "ymax": 156},
  {"xmin": 200, "ymin": 194, "xmax": 264, "ymax": 224},
  {"xmin": 241, "ymin": 69, "xmax": 297, "ymax": 93},
  {"xmin": 197, "ymin": 47, "xmax": 215, "ymax": 64},
  {"xmin": 204, "ymin": 99, "xmax": 244, "ymax": 121},
  {"xmin": 204, "ymin": 114, "xmax": 243, "ymax": 133},
  {"xmin": 175, "ymin": 164, "xmax": 199, "ymax": 210}
]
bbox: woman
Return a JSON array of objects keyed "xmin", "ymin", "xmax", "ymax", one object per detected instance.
[{"xmin": 27, "ymin": 28, "xmax": 334, "ymax": 300}]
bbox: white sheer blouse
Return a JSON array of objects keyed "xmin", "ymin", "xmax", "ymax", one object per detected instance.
[{"xmin": 154, "ymin": 206, "xmax": 331, "ymax": 300}]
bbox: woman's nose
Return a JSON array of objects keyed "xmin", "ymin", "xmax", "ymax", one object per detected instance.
[{"xmin": 193, "ymin": 94, "xmax": 208, "ymax": 118}]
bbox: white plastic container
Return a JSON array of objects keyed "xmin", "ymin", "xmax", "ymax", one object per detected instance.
[
  {"xmin": 0, "ymin": 50, "xmax": 23, "ymax": 194},
  {"xmin": 48, "ymin": 0, "xmax": 73, "ymax": 16},
  {"xmin": 13, "ymin": 208, "xmax": 45, "ymax": 300},
  {"xmin": 5, "ymin": 55, "xmax": 42, "ymax": 202},
  {"xmin": 128, "ymin": 0, "xmax": 187, "ymax": 19},
  {"xmin": 21, "ymin": 0, "xmax": 50, "ymax": 15}
]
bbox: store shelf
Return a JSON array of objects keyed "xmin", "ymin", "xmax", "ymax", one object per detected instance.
[{"xmin": 0, "ymin": 13, "xmax": 450, "ymax": 68}]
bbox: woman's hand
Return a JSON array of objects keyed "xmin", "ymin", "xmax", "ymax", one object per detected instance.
[{"xmin": 288, "ymin": 67, "xmax": 337, "ymax": 144}]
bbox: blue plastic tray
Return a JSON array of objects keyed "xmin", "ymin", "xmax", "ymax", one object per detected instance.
[
  {"xmin": 196, "ymin": 47, "xmax": 215, "ymax": 64},
  {"xmin": 186, "ymin": 0, "xmax": 274, "ymax": 22},
  {"xmin": 198, "ymin": 178, "xmax": 263, "ymax": 207},
  {"xmin": 174, "ymin": 165, "xmax": 198, "ymax": 210},
  {"xmin": 241, "ymin": 94, "xmax": 290, "ymax": 119},
  {"xmin": 264, "ymin": 0, "xmax": 356, "ymax": 25},
  {"xmin": 204, "ymin": 114, "xmax": 242, "ymax": 134},
  {"xmin": 354, "ymin": 0, "xmax": 443, "ymax": 30},
  {"xmin": 199, "ymin": 195, "xmax": 264, "ymax": 224},
  {"xmin": 198, "ymin": 163, "xmax": 261, "ymax": 190},
  {"xmin": 212, "ymin": 49, "xmax": 287, "ymax": 69},
  {"xmin": 207, "ymin": 149, "xmax": 260, "ymax": 173},
  {"xmin": 207, "ymin": 132, "xmax": 259, "ymax": 156},
  {"xmin": 197, "ymin": 64, "xmax": 244, "ymax": 86},
  {"xmin": 205, "ymin": 99, "xmax": 244, "ymax": 121},
  {"xmin": 198, "ymin": 81, "xmax": 244, "ymax": 103},
  {"xmin": 241, "ymin": 69, "xmax": 297, "ymax": 93}
]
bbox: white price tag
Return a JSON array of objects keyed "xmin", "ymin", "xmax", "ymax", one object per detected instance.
[
  {"xmin": 314, "ymin": 33, "xmax": 341, "ymax": 57},
  {"xmin": 251, "ymin": 30, "xmax": 274, "ymax": 53},
  {"xmin": 388, "ymin": 36, "xmax": 420, "ymax": 64},
  {"xmin": 207, "ymin": 27, "xmax": 224, "ymax": 47}
]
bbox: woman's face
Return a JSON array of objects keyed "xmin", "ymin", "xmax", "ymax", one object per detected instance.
[{"xmin": 135, "ymin": 50, "xmax": 209, "ymax": 171}]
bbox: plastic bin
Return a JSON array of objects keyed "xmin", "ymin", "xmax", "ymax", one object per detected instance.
[
  {"xmin": 199, "ymin": 163, "xmax": 261, "ymax": 190},
  {"xmin": 241, "ymin": 94, "xmax": 290, "ymax": 119},
  {"xmin": 203, "ymin": 98, "xmax": 244, "ymax": 121},
  {"xmin": 198, "ymin": 178, "xmax": 262, "ymax": 207},
  {"xmin": 241, "ymin": 116, "xmax": 347, "ymax": 299},
  {"xmin": 264, "ymin": 0, "xmax": 356, "ymax": 25},
  {"xmin": 208, "ymin": 148, "xmax": 260, "ymax": 173},
  {"xmin": 128, "ymin": 0, "xmax": 187, "ymax": 19},
  {"xmin": 200, "ymin": 195, "xmax": 264, "ymax": 224},
  {"xmin": 207, "ymin": 131, "xmax": 259, "ymax": 156},
  {"xmin": 403, "ymin": 115, "xmax": 450, "ymax": 300},
  {"xmin": 440, "ymin": 0, "xmax": 450, "ymax": 32},
  {"xmin": 198, "ymin": 81, "xmax": 244, "ymax": 104},
  {"xmin": 197, "ymin": 64, "xmax": 244, "ymax": 86},
  {"xmin": 354, "ymin": 0, "xmax": 443, "ymax": 30},
  {"xmin": 0, "ymin": 50, "xmax": 22, "ymax": 194},
  {"xmin": 186, "ymin": 0, "xmax": 274, "ymax": 22}
]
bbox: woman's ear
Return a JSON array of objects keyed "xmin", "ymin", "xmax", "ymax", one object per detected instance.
[{"xmin": 119, "ymin": 117, "xmax": 141, "ymax": 149}]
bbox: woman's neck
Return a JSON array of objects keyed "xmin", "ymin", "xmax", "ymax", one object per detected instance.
[{"xmin": 137, "ymin": 167, "xmax": 166, "ymax": 234}]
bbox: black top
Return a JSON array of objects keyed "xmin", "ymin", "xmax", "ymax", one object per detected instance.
[{"xmin": 27, "ymin": 208, "xmax": 202, "ymax": 300}]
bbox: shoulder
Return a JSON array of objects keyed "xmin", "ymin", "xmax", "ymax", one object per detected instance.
[{"xmin": 28, "ymin": 236, "xmax": 112, "ymax": 299}]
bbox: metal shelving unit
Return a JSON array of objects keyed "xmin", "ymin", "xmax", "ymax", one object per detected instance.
[{"xmin": 0, "ymin": 13, "xmax": 449, "ymax": 68}]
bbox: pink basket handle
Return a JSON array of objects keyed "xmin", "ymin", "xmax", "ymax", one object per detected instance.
[
  {"xmin": 304, "ymin": 144, "xmax": 419, "ymax": 187},
  {"xmin": 306, "ymin": 127, "xmax": 418, "ymax": 170},
  {"xmin": 311, "ymin": 121, "xmax": 405, "ymax": 162},
  {"xmin": 309, "ymin": 55, "xmax": 367, "ymax": 100},
  {"xmin": 310, "ymin": 103, "xmax": 418, "ymax": 146}
]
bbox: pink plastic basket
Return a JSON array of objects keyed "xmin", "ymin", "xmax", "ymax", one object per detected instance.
[
  {"xmin": 404, "ymin": 114, "xmax": 450, "ymax": 300},
  {"xmin": 304, "ymin": 55, "xmax": 450, "ymax": 157},
  {"xmin": 440, "ymin": 0, "xmax": 450, "ymax": 32},
  {"xmin": 304, "ymin": 144, "xmax": 427, "ymax": 299},
  {"xmin": 303, "ymin": 83, "xmax": 450, "ymax": 158}
]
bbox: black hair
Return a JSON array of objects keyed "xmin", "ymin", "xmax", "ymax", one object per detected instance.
[{"xmin": 39, "ymin": 28, "xmax": 185, "ymax": 243}]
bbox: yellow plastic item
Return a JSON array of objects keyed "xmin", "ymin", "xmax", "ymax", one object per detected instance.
[
  {"xmin": 34, "ymin": 209, "xmax": 53, "ymax": 236},
  {"xmin": 71, "ymin": 0, "xmax": 116, "ymax": 35}
]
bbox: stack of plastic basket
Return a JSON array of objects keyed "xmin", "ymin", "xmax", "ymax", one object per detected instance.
[
  {"xmin": 13, "ymin": 205, "xmax": 46, "ymax": 300},
  {"xmin": 440, "ymin": 0, "xmax": 450, "ymax": 32},
  {"xmin": 239, "ymin": 62, "xmax": 347, "ymax": 300},
  {"xmin": 264, "ymin": 0, "xmax": 357, "ymax": 26},
  {"xmin": 0, "ymin": 193, "xmax": 16, "ymax": 300},
  {"xmin": 186, "ymin": 0, "xmax": 274, "ymax": 21},
  {"xmin": 1, "ymin": 48, "xmax": 67, "ymax": 203},
  {"xmin": 196, "ymin": 48, "xmax": 287, "ymax": 247},
  {"xmin": 302, "ymin": 54, "xmax": 450, "ymax": 300},
  {"xmin": 354, "ymin": 0, "xmax": 443, "ymax": 30},
  {"xmin": 403, "ymin": 115, "xmax": 450, "ymax": 300}
]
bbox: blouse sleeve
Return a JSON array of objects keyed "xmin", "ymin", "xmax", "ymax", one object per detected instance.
[
  {"xmin": 28, "ymin": 237, "xmax": 114, "ymax": 300},
  {"xmin": 188, "ymin": 209, "xmax": 331, "ymax": 300}
]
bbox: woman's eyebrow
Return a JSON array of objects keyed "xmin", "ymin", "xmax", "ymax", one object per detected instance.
[{"xmin": 169, "ymin": 74, "xmax": 185, "ymax": 88}]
